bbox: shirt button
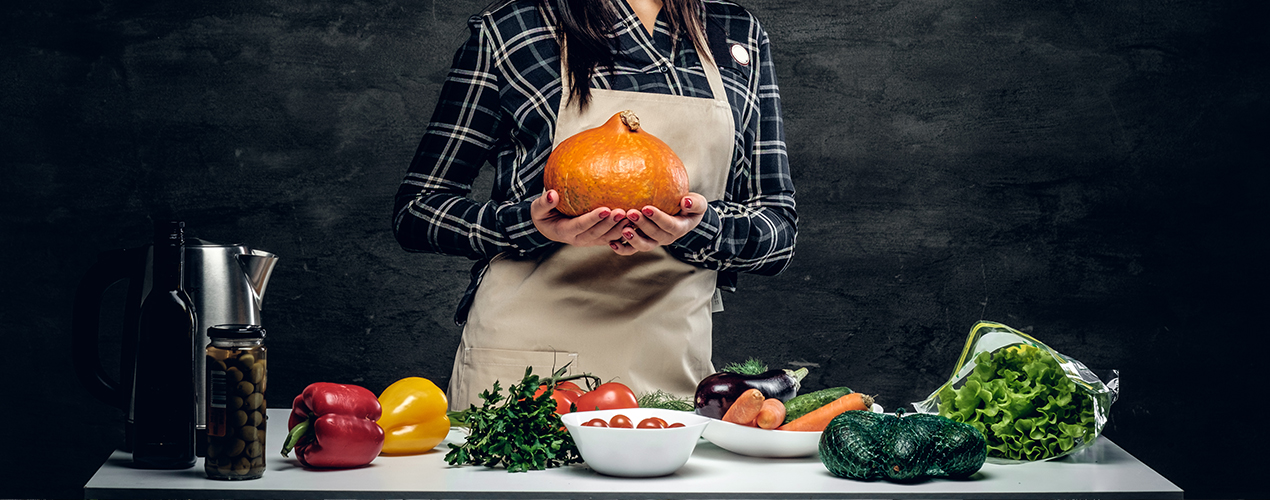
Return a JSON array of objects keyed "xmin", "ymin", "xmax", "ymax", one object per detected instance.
[{"xmin": 659, "ymin": 64, "xmax": 670, "ymax": 73}]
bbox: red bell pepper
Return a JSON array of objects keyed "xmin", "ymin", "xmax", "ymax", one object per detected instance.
[{"xmin": 281, "ymin": 382, "xmax": 385, "ymax": 469}]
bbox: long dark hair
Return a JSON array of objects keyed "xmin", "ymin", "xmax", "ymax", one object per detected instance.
[{"xmin": 550, "ymin": 0, "xmax": 707, "ymax": 108}]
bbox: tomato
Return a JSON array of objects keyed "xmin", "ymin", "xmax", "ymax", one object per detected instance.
[
  {"xmin": 533, "ymin": 384, "xmax": 580, "ymax": 415},
  {"xmin": 555, "ymin": 381, "xmax": 585, "ymax": 395},
  {"xmin": 582, "ymin": 418, "xmax": 608, "ymax": 428},
  {"xmin": 637, "ymin": 417, "xmax": 668, "ymax": 429},
  {"xmin": 609, "ymin": 414, "xmax": 634, "ymax": 428},
  {"xmin": 573, "ymin": 382, "xmax": 639, "ymax": 412},
  {"xmin": 667, "ymin": 422, "xmax": 685, "ymax": 428}
]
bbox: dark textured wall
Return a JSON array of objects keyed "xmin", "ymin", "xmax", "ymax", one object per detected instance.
[{"xmin": 2, "ymin": 0, "xmax": 1266, "ymax": 498}]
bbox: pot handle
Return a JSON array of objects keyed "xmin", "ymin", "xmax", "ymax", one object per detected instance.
[{"xmin": 71, "ymin": 246, "xmax": 145, "ymax": 411}]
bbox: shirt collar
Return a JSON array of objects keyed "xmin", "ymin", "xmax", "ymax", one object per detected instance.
[{"xmin": 607, "ymin": 0, "xmax": 674, "ymax": 66}]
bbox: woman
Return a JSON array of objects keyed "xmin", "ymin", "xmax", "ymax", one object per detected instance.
[{"xmin": 393, "ymin": 0, "xmax": 796, "ymax": 410}]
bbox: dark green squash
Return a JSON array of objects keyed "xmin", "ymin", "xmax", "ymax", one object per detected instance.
[
  {"xmin": 819, "ymin": 410, "xmax": 987, "ymax": 481},
  {"xmin": 783, "ymin": 386, "xmax": 853, "ymax": 424}
]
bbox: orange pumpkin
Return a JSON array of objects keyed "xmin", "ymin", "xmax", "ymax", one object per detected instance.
[{"xmin": 544, "ymin": 110, "xmax": 689, "ymax": 216}]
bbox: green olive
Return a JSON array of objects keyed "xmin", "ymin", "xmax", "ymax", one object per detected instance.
[
  {"xmin": 249, "ymin": 410, "xmax": 264, "ymax": 427},
  {"xmin": 233, "ymin": 410, "xmax": 249, "ymax": 428},
  {"xmin": 233, "ymin": 457, "xmax": 251, "ymax": 475},
  {"xmin": 229, "ymin": 396, "xmax": 244, "ymax": 411},
  {"xmin": 208, "ymin": 356, "xmax": 228, "ymax": 372},
  {"xmin": 238, "ymin": 353, "xmax": 256, "ymax": 367},
  {"xmin": 240, "ymin": 425, "xmax": 258, "ymax": 442},
  {"xmin": 246, "ymin": 392, "xmax": 264, "ymax": 410},
  {"xmin": 246, "ymin": 440, "xmax": 263, "ymax": 458},
  {"xmin": 228, "ymin": 439, "xmax": 246, "ymax": 457},
  {"xmin": 236, "ymin": 381, "xmax": 255, "ymax": 397},
  {"xmin": 250, "ymin": 363, "xmax": 265, "ymax": 385},
  {"xmin": 226, "ymin": 367, "xmax": 244, "ymax": 384}
]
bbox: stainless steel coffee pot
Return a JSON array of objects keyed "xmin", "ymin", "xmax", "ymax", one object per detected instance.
[{"xmin": 73, "ymin": 237, "xmax": 277, "ymax": 452}]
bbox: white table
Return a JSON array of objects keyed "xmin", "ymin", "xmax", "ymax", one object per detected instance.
[{"xmin": 83, "ymin": 409, "xmax": 1182, "ymax": 499}]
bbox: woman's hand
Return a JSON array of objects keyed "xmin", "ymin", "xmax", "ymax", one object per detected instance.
[
  {"xmin": 609, "ymin": 193, "xmax": 707, "ymax": 256},
  {"xmin": 531, "ymin": 190, "xmax": 628, "ymax": 247}
]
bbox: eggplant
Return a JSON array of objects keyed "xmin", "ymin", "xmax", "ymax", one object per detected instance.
[{"xmin": 693, "ymin": 367, "xmax": 808, "ymax": 419}]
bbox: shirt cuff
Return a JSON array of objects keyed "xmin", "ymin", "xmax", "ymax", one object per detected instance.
[
  {"xmin": 667, "ymin": 204, "xmax": 721, "ymax": 265},
  {"xmin": 496, "ymin": 199, "xmax": 555, "ymax": 257}
]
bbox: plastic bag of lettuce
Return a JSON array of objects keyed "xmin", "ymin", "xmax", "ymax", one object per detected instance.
[{"xmin": 912, "ymin": 321, "xmax": 1119, "ymax": 463}]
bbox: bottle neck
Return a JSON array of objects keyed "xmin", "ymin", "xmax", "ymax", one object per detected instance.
[{"xmin": 152, "ymin": 222, "xmax": 186, "ymax": 291}]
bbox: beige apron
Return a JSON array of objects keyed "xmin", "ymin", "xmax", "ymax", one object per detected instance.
[{"xmin": 448, "ymin": 37, "xmax": 735, "ymax": 410}]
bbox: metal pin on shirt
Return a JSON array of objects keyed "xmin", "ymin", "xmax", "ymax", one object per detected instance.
[{"xmin": 730, "ymin": 43, "xmax": 750, "ymax": 66}]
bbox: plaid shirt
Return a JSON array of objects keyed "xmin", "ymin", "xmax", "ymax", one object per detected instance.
[{"xmin": 393, "ymin": 0, "xmax": 796, "ymax": 324}]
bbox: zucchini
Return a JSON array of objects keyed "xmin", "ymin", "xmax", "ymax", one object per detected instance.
[{"xmin": 782, "ymin": 386, "xmax": 853, "ymax": 424}]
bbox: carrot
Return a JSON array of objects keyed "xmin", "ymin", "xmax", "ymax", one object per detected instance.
[
  {"xmin": 777, "ymin": 393, "xmax": 875, "ymax": 432},
  {"xmin": 722, "ymin": 388, "xmax": 765, "ymax": 426},
  {"xmin": 755, "ymin": 398, "xmax": 787, "ymax": 430}
]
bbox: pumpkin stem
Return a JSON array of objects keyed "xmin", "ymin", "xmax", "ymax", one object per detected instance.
[{"xmin": 619, "ymin": 110, "xmax": 641, "ymax": 132}]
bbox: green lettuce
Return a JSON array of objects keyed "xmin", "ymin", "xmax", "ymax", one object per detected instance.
[{"xmin": 937, "ymin": 344, "xmax": 1096, "ymax": 461}]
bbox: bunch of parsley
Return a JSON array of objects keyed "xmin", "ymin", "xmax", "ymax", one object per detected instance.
[{"xmin": 444, "ymin": 367, "xmax": 581, "ymax": 472}]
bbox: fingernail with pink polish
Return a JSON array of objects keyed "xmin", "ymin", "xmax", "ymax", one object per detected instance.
[
  {"xmin": 643, "ymin": 208, "xmax": 653, "ymax": 217},
  {"xmin": 545, "ymin": 192, "xmax": 554, "ymax": 204},
  {"xmin": 628, "ymin": 212, "xmax": 639, "ymax": 222},
  {"xmin": 683, "ymin": 198, "xmax": 692, "ymax": 209},
  {"xmin": 599, "ymin": 210, "xmax": 610, "ymax": 219}
]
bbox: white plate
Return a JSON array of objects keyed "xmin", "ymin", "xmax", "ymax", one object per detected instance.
[{"xmin": 702, "ymin": 403, "xmax": 884, "ymax": 458}]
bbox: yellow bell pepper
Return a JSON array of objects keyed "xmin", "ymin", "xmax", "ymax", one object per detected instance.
[{"xmin": 376, "ymin": 377, "xmax": 450, "ymax": 455}]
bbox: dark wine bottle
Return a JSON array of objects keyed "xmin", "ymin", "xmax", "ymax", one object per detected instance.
[{"xmin": 131, "ymin": 220, "xmax": 197, "ymax": 469}]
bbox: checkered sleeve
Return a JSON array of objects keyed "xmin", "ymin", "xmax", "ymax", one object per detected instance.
[
  {"xmin": 392, "ymin": 14, "xmax": 553, "ymax": 260},
  {"xmin": 668, "ymin": 16, "xmax": 797, "ymax": 277}
]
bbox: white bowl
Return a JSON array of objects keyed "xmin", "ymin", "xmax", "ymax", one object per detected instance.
[
  {"xmin": 561, "ymin": 408, "xmax": 710, "ymax": 477},
  {"xmin": 702, "ymin": 403, "xmax": 885, "ymax": 458}
]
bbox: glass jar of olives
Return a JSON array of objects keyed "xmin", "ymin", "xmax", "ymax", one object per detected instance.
[{"xmin": 204, "ymin": 324, "xmax": 267, "ymax": 480}]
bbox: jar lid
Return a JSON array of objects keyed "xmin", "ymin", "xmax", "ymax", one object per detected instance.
[{"xmin": 208, "ymin": 324, "xmax": 265, "ymax": 339}]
